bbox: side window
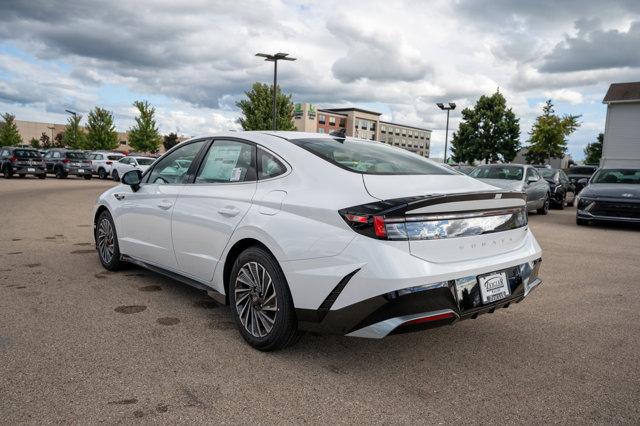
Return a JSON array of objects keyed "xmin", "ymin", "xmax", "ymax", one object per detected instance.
[
  {"xmin": 146, "ymin": 140, "xmax": 206, "ymax": 184},
  {"xmin": 53, "ymin": 152, "xmax": 61, "ymax": 159},
  {"xmin": 119, "ymin": 158, "xmax": 130, "ymax": 164},
  {"xmin": 195, "ymin": 140, "xmax": 256, "ymax": 184},
  {"xmin": 258, "ymin": 149, "xmax": 286, "ymax": 180},
  {"xmin": 526, "ymin": 168, "xmax": 536, "ymax": 180}
]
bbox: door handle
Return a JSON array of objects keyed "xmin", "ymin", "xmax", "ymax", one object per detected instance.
[
  {"xmin": 114, "ymin": 193, "xmax": 126, "ymax": 201},
  {"xmin": 157, "ymin": 200, "xmax": 173, "ymax": 210},
  {"xmin": 218, "ymin": 206, "xmax": 240, "ymax": 217}
]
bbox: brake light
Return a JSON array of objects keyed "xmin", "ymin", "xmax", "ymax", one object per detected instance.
[
  {"xmin": 106, "ymin": 161, "xmax": 112, "ymax": 165},
  {"xmin": 373, "ymin": 216, "xmax": 386, "ymax": 238},
  {"xmin": 9, "ymin": 155, "xmax": 17, "ymax": 163},
  {"xmin": 341, "ymin": 213, "xmax": 388, "ymax": 239},
  {"xmin": 62, "ymin": 159, "xmax": 70, "ymax": 163}
]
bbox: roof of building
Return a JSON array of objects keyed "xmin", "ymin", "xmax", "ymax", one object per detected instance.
[
  {"xmin": 322, "ymin": 107, "xmax": 382, "ymax": 116},
  {"xmin": 379, "ymin": 121, "xmax": 432, "ymax": 132},
  {"xmin": 317, "ymin": 109, "xmax": 348, "ymax": 117},
  {"xmin": 603, "ymin": 82, "xmax": 640, "ymax": 103}
]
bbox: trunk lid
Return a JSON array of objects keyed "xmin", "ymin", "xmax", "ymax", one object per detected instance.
[{"xmin": 362, "ymin": 174, "xmax": 498, "ymax": 200}]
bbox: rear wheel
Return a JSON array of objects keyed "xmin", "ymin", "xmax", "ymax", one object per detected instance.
[
  {"xmin": 557, "ymin": 193, "xmax": 566, "ymax": 210},
  {"xmin": 38, "ymin": 173, "xmax": 46, "ymax": 179},
  {"xmin": 3, "ymin": 166, "xmax": 12, "ymax": 179},
  {"xmin": 111, "ymin": 170, "xmax": 119, "ymax": 181},
  {"xmin": 55, "ymin": 167, "xmax": 67, "ymax": 179},
  {"xmin": 98, "ymin": 168, "xmax": 107, "ymax": 180},
  {"xmin": 537, "ymin": 194, "xmax": 550, "ymax": 215},
  {"xmin": 229, "ymin": 246, "xmax": 302, "ymax": 351},
  {"xmin": 84, "ymin": 174, "xmax": 92, "ymax": 180},
  {"xmin": 96, "ymin": 210, "xmax": 123, "ymax": 270},
  {"xmin": 18, "ymin": 174, "xmax": 26, "ymax": 178}
]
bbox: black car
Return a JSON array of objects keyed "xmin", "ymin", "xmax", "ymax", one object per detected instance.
[
  {"xmin": 44, "ymin": 149, "xmax": 93, "ymax": 179},
  {"xmin": 564, "ymin": 165, "xmax": 597, "ymax": 194},
  {"xmin": 576, "ymin": 167, "xmax": 640, "ymax": 226},
  {"xmin": 0, "ymin": 147, "xmax": 47, "ymax": 179},
  {"xmin": 535, "ymin": 167, "xmax": 576, "ymax": 208}
]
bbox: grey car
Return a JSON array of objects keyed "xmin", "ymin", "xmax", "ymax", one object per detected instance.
[
  {"xmin": 469, "ymin": 164, "xmax": 551, "ymax": 214},
  {"xmin": 576, "ymin": 167, "xmax": 640, "ymax": 225}
]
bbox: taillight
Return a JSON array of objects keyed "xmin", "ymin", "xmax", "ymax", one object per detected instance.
[
  {"xmin": 106, "ymin": 161, "xmax": 112, "ymax": 165},
  {"xmin": 342, "ymin": 213, "xmax": 387, "ymax": 239},
  {"xmin": 62, "ymin": 159, "xmax": 70, "ymax": 163},
  {"xmin": 9, "ymin": 156, "xmax": 17, "ymax": 163}
]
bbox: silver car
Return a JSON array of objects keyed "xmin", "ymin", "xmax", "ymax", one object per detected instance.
[{"xmin": 469, "ymin": 164, "xmax": 551, "ymax": 214}]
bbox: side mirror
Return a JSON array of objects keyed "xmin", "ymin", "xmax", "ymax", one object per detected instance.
[
  {"xmin": 122, "ymin": 169, "xmax": 142, "ymax": 191},
  {"xmin": 527, "ymin": 176, "xmax": 538, "ymax": 184},
  {"xmin": 578, "ymin": 178, "xmax": 588, "ymax": 185}
]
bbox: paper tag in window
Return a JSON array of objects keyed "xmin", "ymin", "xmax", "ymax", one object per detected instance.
[{"xmin": 230, "ymin": 167, "xmax": 242, "ymax": 182}]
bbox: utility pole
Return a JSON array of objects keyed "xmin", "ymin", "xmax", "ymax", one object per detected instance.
[
  {"xmin": 255, "ymin": 52, "xmax": 297, "ymax": 130},
  {"xmin": 437, "ymin": 103, "xmax": 456, "ymax": 164}
]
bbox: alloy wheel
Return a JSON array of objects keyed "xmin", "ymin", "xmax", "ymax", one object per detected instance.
[
  {"xmin": 97, "ymin": 218, "xmax": 115, "ymax": 264},
  {"xmin": 234, "ymin": 261, "xmax": 278, "ymax": 338}
]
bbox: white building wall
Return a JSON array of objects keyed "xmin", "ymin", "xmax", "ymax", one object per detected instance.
[{"xmin": 602, "ymin": 102, "xmax": 640, "ymax": 167}]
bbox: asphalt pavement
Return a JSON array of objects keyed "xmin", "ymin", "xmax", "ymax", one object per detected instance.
[{"xmin": 1, "ymin": 177, "xmax": 639, "ymax": 424}]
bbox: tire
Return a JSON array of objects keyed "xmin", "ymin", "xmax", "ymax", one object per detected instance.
[
  {"xmin": 98, "ymin": 168, "xmax": 107, "ymax": 180},
  {"xmin": 3, "ymin": 166, "xmax": 12, "ymax": 179},
  {"xmin": 18, "ymin": 174, "xmax": 26, "ymax": 178},
  {"xmin": 229, "ymin": 246, "xmax": 302, "ymax": 351},
  {"xmin": 111, "ymin": 169, "xmax": 119, "ymax": 181},
  {"xmin": 537, "ymin": 194, "xmax": 550, "ymax": 215},
  {"xmin": 38, "ymin": 174, "xmax": 46, "ymax": 180},
  {"xmin": 84, "ymin": 174, "xmax": 92, "ymax": 180},
  {"xmin": 557, "ymin": 193, "xmax": 565, "ymax": 210},
  {"xmin": 55, "ymin": 167, "xmax": 67, "ymax": 179},
  {"xmin": 576, "ymin": 218, "xmax": 589, "ymax": 226},
  {"xmin": 95, "ymin": 210, "xmax": 123, "ymax": 271}
]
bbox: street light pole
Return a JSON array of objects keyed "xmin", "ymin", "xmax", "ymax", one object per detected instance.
[
  {"xmin": 255, "ymin": 52, "xmax": 297, "ymax": 130},
  {"xmin": 436, "ymin": 102, "xmax": 457, "ymax": 163}
]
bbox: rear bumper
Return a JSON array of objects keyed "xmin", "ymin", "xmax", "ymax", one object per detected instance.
[
  {"xmin": 10, "ymin": 166, "xmax": 46, "ymax": 175},
  {"xmin": 65, "ymin": 166, "xmax": 92, "ymax": 176},
  {"xmin": 296, "ymin": 259, "xmax": 542, "ymax": 338}
]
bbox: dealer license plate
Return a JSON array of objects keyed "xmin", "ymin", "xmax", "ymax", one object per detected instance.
[
  {"xmin": 27, "ymin": 168, "xmax": 35, "ymax": 172},
  {"xmin": 78, "ymin": 169, "xmax": 84, "ymax": 173},
  {"xmin": 478, "ymin": 272, "xmax": 510, "ymax": 304}
]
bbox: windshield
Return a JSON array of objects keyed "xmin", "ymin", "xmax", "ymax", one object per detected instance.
[
  {"xmin": 537, "ymin": 168, "xmax": 556, "ymax": 179},
  {"xmin": 470, "ymin": 165, "xmax": 524, "ymax": 181},
  {"xmin": 136, "ymin": 158, "xmax": 155, "ymax": 165},
  {"xmin": 289, "ymin": 138, "xmax": 452, "ymax": 175},
  {"xmin": 592, "ymin": 169, "xmax": 640, "ymax": 184},
  {"xmin": 67, "ymin": 151, "xmax": 88, "ymax": 159}
]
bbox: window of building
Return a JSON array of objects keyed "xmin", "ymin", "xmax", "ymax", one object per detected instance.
[
  {"xmin": 318, "ymin": 114, "xmax": 326, "ymax": 125},
  {"xmin": 359, "ymin": 119, "xmax": 368, "ymax": 130},
  {"xmin": 395, "ymin": 128, "xmax": 400, "ymax": 135},
  {"xmin": 381, "ymin": 125, "xmax": 386, "ymax": 133},
  {"xmin": 329, "ymin": 116, "xmax": 336, "ymax": 126},
  {"xmin": 339, "ymin": 118, "xmax": 346, "ymax": 128},
  {"xmin": 318, "ymin": 128, "xmax": 325, "ymax": 133}
]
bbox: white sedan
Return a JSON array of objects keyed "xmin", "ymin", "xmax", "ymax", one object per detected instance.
[
  {"xmin": 111, "ymin": 156, "xmax": 156, "ymax": 181},
  {"xmin": 92, "ymin": 132, "xmax": 542, "ymax": 351}
]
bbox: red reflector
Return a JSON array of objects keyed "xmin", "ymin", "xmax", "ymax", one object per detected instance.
[
  {"xmin": 405, "ymin": 312, "xmax": 455, "ymax": 325},
  {"xmin": 373, "ymin": 216, "xmax": 386, "ymax": 238},
  {"xmin": 346, "ymin": 214, "xmax": 368, "ymax": 223}
]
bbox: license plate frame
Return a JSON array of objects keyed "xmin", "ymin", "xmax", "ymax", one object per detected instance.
[
  {"xmin": 27, "ymin": 168, "xmax": 35, "ymax": 172},
  {"xmin": 478, "ymin": 271, "xmax": 510, "ymax": 304}
]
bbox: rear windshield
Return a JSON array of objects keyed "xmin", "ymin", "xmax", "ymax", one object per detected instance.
[
  {"xmin": 470, "ymin": 165, "xmax": 524, "ymax": 181},
  {"xmin": 108, "ymin": 154, "xmax": 124, "ymax": 160},
  {"xmin": 14, "ymin": 149, "xmax": 41, "ymax": 158},
  {"xmin": 592, "ymin": 169, "xmax": 640, "ymax": 184},
  {"xmin": 566, "ymin": 167, "xmax": 596, "ymax": 175},
  {"xmin": 289, "ymin": 137, "xmax": 451, "ymax": 175},
  {"xmin": 67, "ymin": 151, "xmax": 88, "ymax": 159},
  {"xmin": 537, "ymin": 168, "xmax": 556, "ymax": 178},
  {"xmin": 136, "ymin": 158, "xmax": 155, "ymax": 165}
]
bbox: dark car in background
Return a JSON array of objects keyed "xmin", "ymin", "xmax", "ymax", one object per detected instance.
[
  {"xmin": 0, "ymin": 147, "xmax": 47, "ymax": 179},
  {"xmin": 535, "ymin": 167, "xmax": 576, "ymax": 208},
  {"xmin": 44, "ymin": 149, "xmax": 93, "ymax": 179},
  {"xmin": 577, "ymin": 168, "xmax": 640, "ymax": 226},
  {"xmin": 565, "ymin": 165, "xmax": 597, "ymax": 194}
]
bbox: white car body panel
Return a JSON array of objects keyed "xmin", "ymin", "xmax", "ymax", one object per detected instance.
[{"xmin": 93, "ymin": 131, "xmax": 543, "ymax": 337}]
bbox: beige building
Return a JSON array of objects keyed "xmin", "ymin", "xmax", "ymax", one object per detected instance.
[{"xmin": 293, "ymin": 103, "xmax": 431, "ymax": 157}]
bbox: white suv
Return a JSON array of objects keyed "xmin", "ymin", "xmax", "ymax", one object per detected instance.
[
  {"xmin": 89, "ymin": 151, "xmax": 125, "ymax": 180},
  {"xmin": 93, "ymin": 132, "xmax": 542, "ymax": 351},
  {"xmin": 110, "ymin": 156, "xmax": 156, "ymax": 181}
]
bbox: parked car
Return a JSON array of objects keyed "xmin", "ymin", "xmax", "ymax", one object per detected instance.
[
  {"xmin": 89, "ymin": 151, "xmax": 125, "ymax": 179},
  {"xmin": 93, "ymin": 132, "xmax": 543, "ymax": 351},
  {"xmin": 535, "ymin": 167, "xmax": 576, "ymax": 208},
  {"xmin": 111, "ymin": 156, "xmax": 155, "ymax": 181},
  {"xmin": 576, "ymin": 167, "xmax": 640, "ymax": 226},
  {"xmin": 0, "ymin": 146, "xmax": 46, "ymax": 179},
  {"xmin": 564, "ymin": 165, "xmax": 597, "ymax": 194},
  {"xmin": 43, "ymin": 149, "xmax": 93, "ymax": 179},
  {"xmin": 449, "ymin": 164, "xmax": 476, "ymax": 175},
  {"xmin": 469, "ymin": 164, "xmax": 551, "ymax": 214}
]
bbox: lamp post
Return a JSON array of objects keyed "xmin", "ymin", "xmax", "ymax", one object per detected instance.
[
  {"xmin": 436, "ymin": 102, "xmax": 456, "ymax": 164},
  {"xmin": 65, "ymin": 109, "xmax": 77, "ymax": 117},
  {"xmin": 255, "ymin": 52, "xmax": 297, "ymax": 130}
]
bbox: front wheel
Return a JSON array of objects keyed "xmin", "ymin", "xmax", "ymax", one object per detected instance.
[
  {"xmin": 95, "ymin": 210, "xmax": 123, "ymax": 270},
  {"xmin": 229, "ymin": 246, "xmax": 302, "ymax": 351},
  {"xmin": 98, "ymin": 168, "xmax": 107, "ymax": 180},
  {"xmin": 3, "ymin": 166, "xmax": 12, "ymax": 179},
  {"xmin": 537, "ymin": 194, "xmax": 550, "ymax": 215},
  {"xmin": 111, "ymin": 170, "xmax": 119, "ymax": 181}
]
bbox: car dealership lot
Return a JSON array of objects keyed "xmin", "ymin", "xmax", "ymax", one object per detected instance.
[{"xmin": 1, "ymin": 179, "xmax": 638, "ymax": 424}]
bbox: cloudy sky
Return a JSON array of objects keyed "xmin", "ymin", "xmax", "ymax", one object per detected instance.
[{"xmin": 1, "ymin": 0, "xmax": 639, "ymax": 160}]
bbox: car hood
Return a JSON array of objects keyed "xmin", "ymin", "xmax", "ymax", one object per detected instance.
[
  {"xmin": 580, "ymin": 184, "xmax": 640, "ymax": 200},
  {"xmin": 474, "ymin": 178, "xmax": 524, "ymax": 192},
  {"xmin": 362, "ymin": 174, "xmax": 500, "ymax": 200}
]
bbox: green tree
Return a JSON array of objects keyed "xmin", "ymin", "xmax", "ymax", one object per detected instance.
[
  {"xmin": 39, "ymin": 132, "xmax": 51, "ymax": 148},
  {"xmin": 236, "ymin": 82, "xmax": 296, "ymax": 130},
  {"xmin": 29, "ymin": 137, "xmax": 40, "ymax": 148},
  {"xmin": 128, "ymin": 100, "xmax": 162, "ymax": 153},
  {"xmin": 583, "ymin": 132, "xmax": 603, "ymax": 165},
  {"xmin": 163, "ymin": 132, "xmax": 180, "ymax": 151},
  {"xmin": 450, "ymin": 91, "xmax": 520, "ymax": 164},
  {"xmin": 63, "ymin": 114, "xmax": 87, "ymax": 149},
  {"xmin": 0, "ymin": 113, "xmax": 23, "ymax": 146},
  {"xmin": 86, "ymin": 107, "xmax": 118, "ymax": 150},
  {"xmin": 525, "ymin": 100, "xmax": 580, "ymax": 164}
]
